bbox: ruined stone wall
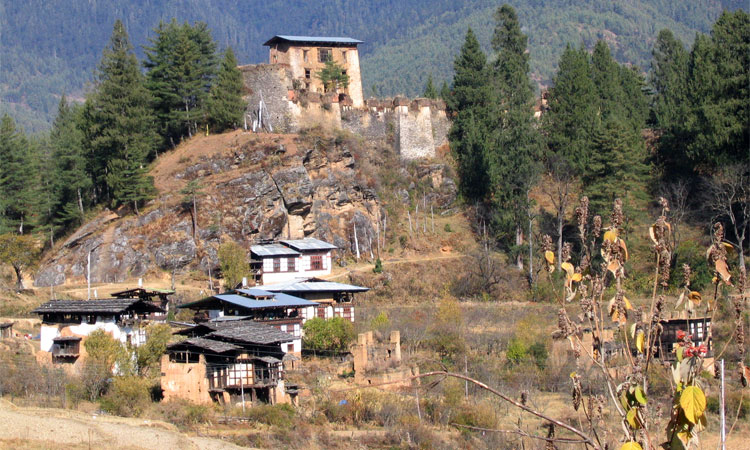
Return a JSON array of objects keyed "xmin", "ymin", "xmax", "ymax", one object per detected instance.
[
  {"xmin": 240, "ymin": 65, "xmax": 450, "ymax": 160},
  {"xmin": 160, "ymin": 354, "xmax": 213, "ymax": 404}
]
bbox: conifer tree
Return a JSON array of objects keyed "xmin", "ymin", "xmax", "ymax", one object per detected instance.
[
  {"xmin": 488, "ymin": 4, "xmax": 542, "ymax": 264},
  {"xmin": 650, "ymin": 29, "xmax": 689, "ymax": 131},
  {"xmin": 51, "ymin": 95, "xmax": 90, "ymax": 228},
  {"xmin": 448, "ymin": 28, "xmax": 492, "ymax": 201},
  {"xmin": 144, "ymin": 20, "xmax": 218, "ymax": 147},
  {"xmin": 0, "ymin": 115, "xmax": 35, "ymax": 234},
  {"xmin": 207, "ymin": 47, "xmax": 245, "ymax": 132},
  {"xmin": 85, "ymin": 20, "xmax": 157, "ymax": 214},
  {"xmin": 439, "ymin": 81, "xmax": 450, "ymax": 101},
  {"xmin": 544, "ymin": 44, "xmax": 598, "ymax": 173},
  {"xmin": 591, "ymin": 40, "xmax": 625, "ymax": 122},
  {"xmin": 423, "ymin": 74, "xmax": 438, "ymax": 99}
]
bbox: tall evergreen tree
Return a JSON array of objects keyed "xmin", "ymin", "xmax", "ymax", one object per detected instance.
[
  {"xmin": 448, "ymin": 28, "xmax": 493, "ymax": 201},
  {"xmin": 85, "ymin": 20, "xmax": 157, "ymax": 214},
  {"xmin": 590, "ymin": 40, "xmax": 625, "ymax": 122},
  {"xmin": 684, "ymin": 10, "xmax": 750, "ymax": 172},
  {"xmin": 144, "ymin": 20, "xmax": 218, "ymax": 148},
  {"xmin": 650, "ymin": 29, "xmax": 689, "ymax": 130},
  {"xmin": 207, "ymin": 47, "xmax": 245, "ymax": 132},
  {"xmin": 51, "ymin": 95, "xmax": 90, "ymax": 228},
  {"xmin": 0, "ymin": 115, "xmax": 35, "ymax": 234},
  {"xmin": 423, "ymin": 74, "xmax": 438, "ymax": 99},
  {"xmin": 544, "ymin": 44, "xmax": 598, "ymax": 173},
  {"xmin": 489, "ymin": 4, "xmax": 542, "ymax": 266}
]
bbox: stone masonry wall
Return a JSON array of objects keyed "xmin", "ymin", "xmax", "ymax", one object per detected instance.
[{"xmin": 240, "ymin": 63, "xmax": 449, "ymax": 159}]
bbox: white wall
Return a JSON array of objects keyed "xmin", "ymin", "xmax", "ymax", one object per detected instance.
[
  {"xmin": 260, "ymin": 251, "xmax": 332, "ymax": 284},
  {"xmin": 40, "ymin": 317, "xmax": 148, "ymax": 352}
]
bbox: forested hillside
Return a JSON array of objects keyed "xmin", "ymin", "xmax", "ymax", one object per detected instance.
[{"xmin": 1, "ymin": 0, "xmax": 744, "ymax": 132}]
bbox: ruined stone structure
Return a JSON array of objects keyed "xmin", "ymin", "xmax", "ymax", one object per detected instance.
[
  {"xmin": 240, "ymin": 36, "xmax": 450, "ymax": 160},
  {"xmin": 264, "ymin": 35, "xmax": 364, "ymax": 108},
  {"xmin": 351, "ymin": 330, "xmax": 416, "ymax": 389}
]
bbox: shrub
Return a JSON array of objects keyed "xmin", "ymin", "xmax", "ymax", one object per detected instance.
[
  {"xmin": 149, "ymin": 399, "xmax": 212, "ymax": 428},
  {"xmin": 372, "ymin": 258, "xmax": 383, "ymax": 273},
  {"xmin": 303, "ymin": 317, "xmax": 356, "ymax": 352},
  {"xmin": 99, "ymin": 376, "xmax": 151, "ymax": 417},
  {"xmin": 218, "ymin": 240, "xmax": 247, "ymax": 289},
  {"xmin": 444, "ymin": 223, "xmax": 452, "ymax": 232},
  {"xmin": 244, "ymin": 403, "xmax": 295, "ymax": 427}
]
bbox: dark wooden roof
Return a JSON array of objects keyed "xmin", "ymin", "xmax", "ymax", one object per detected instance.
[
  {"xmin": 32, "ymin": 299, "xmax": 165, "ymax": 315},
  {"xmin": 53, "ymin": 336, "xmax": 82, "ymax": 342},
  {"xmin": 174, "ymin": 320, "xmax": 294, "ymax": 345},
  {"xmin": 167, "ymin": 337, "xmax": 241, "ymax": 354},
  {"xmin": 111, "ymin": 288, "xmax": 175, "ymax": 299},
  {"xmin": 0, "ymin": 322, "xmax": 13, "ymax": 329}
]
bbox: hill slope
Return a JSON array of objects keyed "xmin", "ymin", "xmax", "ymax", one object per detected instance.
[{"xmin": 1, "ymin": 0, "xmax": 745, "ymax": 132}]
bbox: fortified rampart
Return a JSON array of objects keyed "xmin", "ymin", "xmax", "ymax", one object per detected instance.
[{"xmin": 239, "ymin": 64, "xmax": 449, "ymax": 160}]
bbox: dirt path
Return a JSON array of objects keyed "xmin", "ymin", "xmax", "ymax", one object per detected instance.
[{"xmin": 0, "ymin": 401, "xmax": 246, "ymax": 450}]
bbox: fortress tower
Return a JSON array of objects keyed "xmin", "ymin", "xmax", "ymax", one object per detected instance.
[{"xmin": 263, "ymin": 35, "xmax": 364, "ymax": 108}]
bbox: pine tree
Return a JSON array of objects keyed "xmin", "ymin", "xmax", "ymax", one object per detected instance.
[
  {"xmin": 207, "ymin": 47, "xmax": 245, "ymax": 132},
  {"xmin": 51, "ymin": 95, "xmax": 90, "ymax": 229},
  {"xmin": 684, "ymin": 10, "xmax": 750, "ymax": 172},
  {"xmin": 423, "ymin": 74, "xmax": 438, "ymax": 99},
  {"xmin": 0, "ymin": 115, "xmax": 35, "ymax": 234},
  {"xmin": 544, "ymin": 44, "xmax": 598, "ymax": 173},
  {"xmin": 439, "ymin": 81, "xmax": 450, "ymax": 101},
  {"xmin": 488, "ymin": 4, "xmax": 542, "ymax": 263},
  {"xmin": 650, "ymin": 29, "xmax": 689, "ymax": 131},
  {"xmin": 583, "ymin": 119, "xmax": 649, "ymax": 214},
  {"xmin": 144, "ymin": 20, "xmax": 218, "ymax": 147},
  {"xmin": 590, "ymin": 40, "xmax": 625, "ymax": 122},
  {"xmin": 448, "ymin": 28, "xmax": 493, "ymax": 201},
  {"xmin": 85, "ymin": 20, "xmax": 157, "ymax": 214}
]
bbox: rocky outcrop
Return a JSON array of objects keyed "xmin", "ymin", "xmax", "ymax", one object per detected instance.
[{"xmin": 34, "ymin": 132, "xmax": 381, "ymax": 287}]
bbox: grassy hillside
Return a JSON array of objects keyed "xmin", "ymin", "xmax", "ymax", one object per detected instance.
[{"xmin": 1, "ymin": 0, "xmax": 744, "ymax": 132}]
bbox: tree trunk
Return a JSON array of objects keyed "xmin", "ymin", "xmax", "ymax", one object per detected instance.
[
  {"xmin": 77, "ymin": 187, "xmax": 84, "ymax": 216},
  {"xmin": 13, "ymin": 265, "xmax": 24, "ymax": 291},
  {"xmin": 192, "ymin": 195, "xmax": 198, "ymax": 239},
  {"xmin": 516, "ymin": 226, "xmax": 524, "ymax": 270},
  {"xmin": 557, "ymin": 212, "xmax": 564, "ymax": 271},
  {"xmin": 134, "ymin": 200, "xmax": 139, "ymax": 216},
  {"xmin": 529, "ymin": 215, "xmax": 534, "ymax": 286}
]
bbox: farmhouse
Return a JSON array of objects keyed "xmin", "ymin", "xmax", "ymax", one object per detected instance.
[
  {"xmin": 177, "ymin": 288, "xmax": 319, "ymax": 354},
  {"xmin": 658, "ymin": 315, "xmax": 712, "ymax": 361},
  {"xmin": 162, "ymin": 320, "xmax": 297, "ymax": 405},
  {"xmin": 264, "ymin": 35, "xmax": 364, "ymax": 107},
  {"xmin": 255, "ymin": 277, "xmax": 369, "ymax": 322},
  {"xmin": 250, "ymin": 238, "xmax": 337, "ymax": 285},
  {"xmin": 111, "ymin": 287, "xmax": 175, "ymax": 320},
  {"xmin": 32, "ymin": 298, "xmax": 165, "ymax": 365}
]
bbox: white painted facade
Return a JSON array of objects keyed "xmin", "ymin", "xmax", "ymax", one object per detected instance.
[
  {"xmin": 40, "ymin": 317, "xmax": 147, "ymax": 352},
  {"xmin": 258, "ymin": 251, "xmax": 333, "ymax": 285}
]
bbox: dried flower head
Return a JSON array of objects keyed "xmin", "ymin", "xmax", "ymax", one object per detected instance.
[
  {"xmin": 542, "ymin": 234, "xmax": 554, "ymax": 252},
  {"xmin": 611, "ymin": 198, "xmax": 624, "ymax": 229},
  {"xmin": 682, "ymin": 264, "xmax": 692, "ymax": 289},
  {"xmin": 561, "ymin": 242, "xmax": 573, "ymax": 262},
  {"xmin": 575, "ymin": 196, "xmax": 589, "ymax": 239},
  {"xmin": 592, "ymin": 215, "xmax": 602, "ymax": 239}
]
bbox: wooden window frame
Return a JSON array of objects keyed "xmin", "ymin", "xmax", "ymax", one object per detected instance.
[
  {"xmin": 287, "ymin": 257, "xmax": 296, "ymax": 272},
  {"xmin": 310, "ymin": 254, "xmax": 323, "ymax": 271},
  {"xmin": 273, "ymin": 258, "xmax": 281, "ymax": 272},
  {"xmin": 318, "ymin": 48, "xmax": 332, "ymax": 63}
]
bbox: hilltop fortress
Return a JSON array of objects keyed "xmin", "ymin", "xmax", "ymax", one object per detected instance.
[{"xmin": 240, "ymin": 35, "xmax": 449, "ymax": 160}]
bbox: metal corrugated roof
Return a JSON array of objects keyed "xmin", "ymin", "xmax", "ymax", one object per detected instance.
[
  {"xmin": 179, "ymin": 289, "xmax": 317, "ymax": 310},
  {"xmin": 257, "ymin": 279, "xmax": 369, "ymax": 293},
  {"xmin": 264, "ymin": 35, "xmax": 363, "ymax": 46},
  {"xmin": 280, "ymin": 238, "xmax": 337, "ymax": 252},
  {"xmin": 250, "ymin": 243, "xmax": 300, "ymax": 257}
]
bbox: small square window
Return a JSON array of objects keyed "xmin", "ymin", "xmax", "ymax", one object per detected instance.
[
  {"xmin": 318, "ymin": 48, "xmax": 332, "ymax": 63},
  {"xmin": 305, "ymin": 69, "xmax": 311, "ymax": 79},
  {"xmin": 288, "ymin": 257, "xmax": 296, "ymax": 272},
  {"xmin": 273, "ymin": 258, "xmax": 281, "ymax": 272},
  {"xmin": 302, "ymin": 49, "xmax": 309, "ymax": 62}
]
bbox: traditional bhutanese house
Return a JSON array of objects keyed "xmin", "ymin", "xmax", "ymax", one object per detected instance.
[
  {"xmin": 111, "ymin": 287, "xmax": 175, "ymax": 320},
  {"xmin": 0, "ymin": 322, "xmax": 14, "ymax": 339},
  {"xmin": 250, "ymin": 238, "xmax": 337, "ymax": 285},
  {"xmin": 657, "ymin": 315, "xmax": 712, "ymax": 361},
  {"xmin": 177, "ymin": 288, "xmax": 318, "ymax": 353},
  {"xmin": 32, "ymin": 299, "xmax": 165, "ymax": 364},
  {"xmin": 255, "ymin": 277, "xmax": 369, "ymax": 322},
  {"xmin": 161, "ymin": 320, "xmax": 297, "ymax": 405}
]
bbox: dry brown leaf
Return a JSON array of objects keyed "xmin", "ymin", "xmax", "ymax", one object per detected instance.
[
  {"xmin": 649, "ymin": 226, "xmax": 657, "ymax": 244},
  {"xmin": 607, "ymin": 260, "xmax": 621, "ymax": 275},
  {"xmin": 715, "ymin": 259, "xmax": 732, "ymax": 284},
  {"xmin": 688, "ymin": 291, "xmax": 702, "ymax": 305},
  {"xmin": 619, "ymin": 239, "xmax": 629, "ymax": 261}
]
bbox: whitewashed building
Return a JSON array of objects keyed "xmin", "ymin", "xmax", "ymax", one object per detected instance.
[{"xmin": 250, "ymin": 238, "xmax": 337, "ymax": 285}]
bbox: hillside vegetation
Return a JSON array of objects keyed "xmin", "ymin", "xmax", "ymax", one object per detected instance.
[{"xmin": 1, "ymin": 0, "xmax": 745, "ymax": 131}]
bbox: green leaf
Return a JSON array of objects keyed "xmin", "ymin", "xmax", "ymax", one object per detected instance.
[
  {"xmin": 676, "ymin": 346, "xmax": 684, "ymax": 362},
  {"xmin": 626, "ymin": 407, "xmax": 639, "ymax": 429},
  {"xmin": 680, "ymin": 385, "xmax": 706, "ymax": 424},
  {"xmin": 635, "ymin": 385, "xmax": 647, "ymax": 405}
]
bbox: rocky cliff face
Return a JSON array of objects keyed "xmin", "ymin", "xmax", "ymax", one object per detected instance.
[{"xmin": 35, "ymin": 131, "xmax": 383, "ymax": 287}]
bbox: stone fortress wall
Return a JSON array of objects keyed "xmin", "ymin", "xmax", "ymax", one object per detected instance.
[{"xmin": 239, "ymin": 64, "xmax": 450, "ymax": 160}]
